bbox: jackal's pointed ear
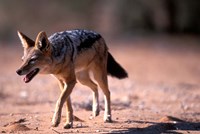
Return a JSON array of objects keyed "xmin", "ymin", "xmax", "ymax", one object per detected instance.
[
  {"xmin": 35, "ymin": 31, "xmax": 51, "ymax": 53},
  {"xmin": 17, "ymin": 31, "xmax": 35, "ymax": 48}
]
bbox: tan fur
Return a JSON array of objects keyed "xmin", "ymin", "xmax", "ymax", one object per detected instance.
[{"xmin": 16, "ymin": 31, "xmax": 112, "ymax": 129}]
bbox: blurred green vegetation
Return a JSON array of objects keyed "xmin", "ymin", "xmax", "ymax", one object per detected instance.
[{"xmin": 0, "ymin": 0, "xmax": 200, "ymax": 43}]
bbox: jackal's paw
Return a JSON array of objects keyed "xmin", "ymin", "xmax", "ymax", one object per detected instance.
[
  {"xmin": 93, "ymin": 109, "xmax": 100, "ymax": 117},
  {"xmin": 64, "ymin": 122, "xmax": 73, "ymax": 129},
  {"xmin": 51, "ymin": 120, "xmax": 60, "ymax": 127},
  {"xmin": 104, "ymin": 115, "xmax": 112, "ymax": 123},
  {"xmin": 51, "ymin": 116, "xmax": 61, "ymax": 127}
]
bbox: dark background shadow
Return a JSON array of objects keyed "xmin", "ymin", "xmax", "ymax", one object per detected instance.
[{"xmin": 112, "ymin": 120, "xmax": 200, "ymax": 134}]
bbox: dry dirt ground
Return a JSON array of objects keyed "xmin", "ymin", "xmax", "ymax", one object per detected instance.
[{"xmin": 0, "ymin": 36, "xmax": 200, "ymax": 133}]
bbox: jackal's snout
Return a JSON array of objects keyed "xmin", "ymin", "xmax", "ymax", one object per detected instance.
[{"xmin": 16, "ymin": 69, "xmax": 22, "ymax": 75}]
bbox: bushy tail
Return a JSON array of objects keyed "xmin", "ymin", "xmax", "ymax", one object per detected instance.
[{"xmin": 107, "ymin": 52, "xmax": 128, "ymax": 79}]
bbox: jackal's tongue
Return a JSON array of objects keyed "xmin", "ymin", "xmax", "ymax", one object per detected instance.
[{"xmin": 23, "ymin": 68, "xmax": 39, "ymax": 83}]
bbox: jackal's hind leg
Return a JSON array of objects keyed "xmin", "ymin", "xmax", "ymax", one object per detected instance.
[
  {"xmin": 92, "ymin": 65, "xmax": 112, "ymax": 123},
  {"xmin": 77, "ymin": 70, "xmax": 100, "ymax": 117}
]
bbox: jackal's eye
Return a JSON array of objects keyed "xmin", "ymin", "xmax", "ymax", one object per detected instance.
[{"xmin": 29, "ymin": 56, "xmax": 38, "ymax": 64}]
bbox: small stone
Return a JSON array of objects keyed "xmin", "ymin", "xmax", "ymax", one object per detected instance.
[
  {"xmin": 89, "ymin": 116, "xmax": 93, "ymax": 120},
  {"xmin": 125, "ymin": 119, "xmax": 131, "ymax": 124},
  {"xmin": 109, "ymin": 129, "xmax": 114, "ymax": 133},
  {"xmin": 76, "ymin": 123, "xmax": 82, "ymax": 128},
  {"xmin": 96, "ymin": 130, "xmax": 100, "ymax": 132},
  {"xmin": 159, "ymin": 116, "xmax": 184, "ymax": 123},
  {"xmin": 19, "ymin": 90, "xmax": 28, "ymax": 98}
]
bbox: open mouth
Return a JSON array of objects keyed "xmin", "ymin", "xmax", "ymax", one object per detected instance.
[{"xmin": 23, "ymin": 68, "xmax": 40, "ymax": 83}]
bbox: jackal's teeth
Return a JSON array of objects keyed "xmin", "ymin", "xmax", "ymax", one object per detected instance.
[{"xmin": 23, "ymin": 68, "xmax": 39, "ymax": 83}]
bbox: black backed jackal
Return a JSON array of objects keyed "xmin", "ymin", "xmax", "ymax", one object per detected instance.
[{"xmin": 16, "ymin": 29, "xmax": 128, "ymax": 129}]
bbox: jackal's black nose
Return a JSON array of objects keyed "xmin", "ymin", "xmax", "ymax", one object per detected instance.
[{"xmin": 16, "ymin": 69, "xmax": 22, "ymax": 75}]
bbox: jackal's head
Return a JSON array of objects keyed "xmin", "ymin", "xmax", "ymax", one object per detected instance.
[{"xmin": 16, "ymin": 31, "xmax": 52, "ymax": 83}]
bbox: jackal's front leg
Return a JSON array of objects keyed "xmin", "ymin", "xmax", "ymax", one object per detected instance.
[
  {"xmin": 52, "ymin": 80, "xmax": 76, "ymax": 128},
  {"xmin": 64, "ymin": 96, "xmax": 73, "ymax": 129}
]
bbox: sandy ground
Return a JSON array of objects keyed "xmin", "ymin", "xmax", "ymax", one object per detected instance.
[{"xmin": 0, "ymin": 36, "xmax": 200, "ymax": 133}]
